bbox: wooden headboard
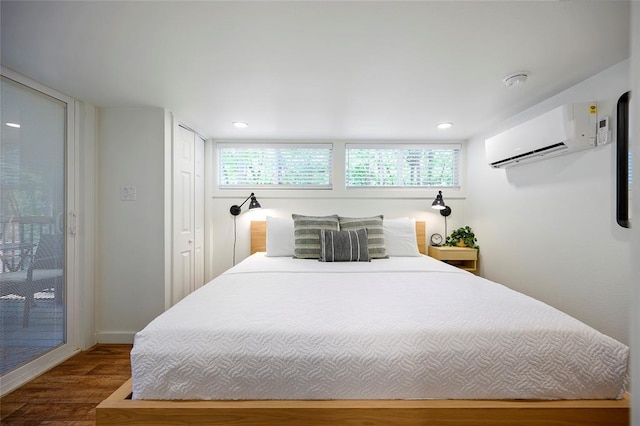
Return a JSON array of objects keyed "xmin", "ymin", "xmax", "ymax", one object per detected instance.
[{"xmin": 251, "ymin": 221, "xmax": 426, "ymax": 255}]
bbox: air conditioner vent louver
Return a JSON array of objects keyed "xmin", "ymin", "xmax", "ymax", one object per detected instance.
[
  {"xmin": 485, "ymin": 103, "xmax": 596, "ymax": 169},
  {"xmin": 489, "ymin": 142, "xmax": 568, "ymax": 168}
]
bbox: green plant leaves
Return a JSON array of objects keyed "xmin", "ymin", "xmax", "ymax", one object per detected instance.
[{"xmin": 444, "ymin": 226, "xmax": 479, "ymax": 249}]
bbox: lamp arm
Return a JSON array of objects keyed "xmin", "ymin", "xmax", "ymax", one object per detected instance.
[
  {"xmin": 230, "ymin": 193, "xmax": 255, "ymax": 216},
  {"xmin": 237, "ymin": 193, "xmax": 254, "ymax": 209}
]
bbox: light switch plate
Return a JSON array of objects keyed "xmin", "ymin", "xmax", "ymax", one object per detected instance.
[{"xmin": 121, "ymin": 185, "xmax": 137, "ymax": 201}]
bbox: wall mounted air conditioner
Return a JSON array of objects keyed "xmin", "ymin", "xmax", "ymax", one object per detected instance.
[{"xmin": 485, "ymin": 102, "xmax": 597, "ymax": 169}]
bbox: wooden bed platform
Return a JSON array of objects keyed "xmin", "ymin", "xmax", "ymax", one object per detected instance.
[
  {"xmin": 96, "ymin": 220, "xmax": 630, "ymax": 425},
  {"xmin": 96, "ymin": 379, "xmax": 629, "ymax": 426}
]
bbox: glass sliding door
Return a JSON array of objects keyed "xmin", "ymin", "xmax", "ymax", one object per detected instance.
[{"xmin": 0, "ymin": 72, "xmax": 71, "ymax": 383}]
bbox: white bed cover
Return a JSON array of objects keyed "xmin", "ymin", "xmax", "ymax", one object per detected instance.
[{"xmin": 131, "ymin": 253, "xmax": 628, "ymax": 400}]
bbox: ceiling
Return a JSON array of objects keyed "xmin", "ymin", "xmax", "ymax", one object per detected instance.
[{"xmin": 0, "ymin": 1, "xmax": 631, "ymax": 141}]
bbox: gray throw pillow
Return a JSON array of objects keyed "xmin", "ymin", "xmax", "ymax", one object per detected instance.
[
  {"xmin": 318, "ymin": 228, "xmax": 370, "ymax": 262},
  {"xmin": 292, "ymin": 214, "xmax": 340, "ymax": 259},
  {"xmin": 338, "ymin": 215, "xmax": 387, "ymax": 259}
]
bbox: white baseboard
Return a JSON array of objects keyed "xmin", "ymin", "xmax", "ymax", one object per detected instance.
[
  {"xmin": 95, "ymin": 331, "xmax": 136, "ymax": 344},
  {"xmin": 0, "ymin": 345, "xmax": 80, "ymax": 397}
]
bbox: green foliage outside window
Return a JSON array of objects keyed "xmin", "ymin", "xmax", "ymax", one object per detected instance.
[
  {"xmin": 346, "ymin": 147, "xmax": 459, "ymax": 188},
  {"xmin": 219, "ymin": 146, "xmax": 332, "ymax": 188}
]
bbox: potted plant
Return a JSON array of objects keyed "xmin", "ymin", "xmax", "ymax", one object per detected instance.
[{"xmin": 444, "ymin": 226, "xmax": 479, "ymax": 249}]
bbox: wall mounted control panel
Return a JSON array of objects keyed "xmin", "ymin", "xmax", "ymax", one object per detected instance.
[{"xmin": 597, "ymin": 116, "xmax": 610, "ymax": 145}]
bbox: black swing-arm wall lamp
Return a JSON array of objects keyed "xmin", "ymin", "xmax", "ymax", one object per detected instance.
[
  {"xmin": 431, "ymin": 190, "xmax": 452, "ymax": 238},
  {"xmin": 230, "ymin": 193, "xmax": 261, "ymax": 216},
  {"xmin": 431, "ymin": 190, "xmax": 451, "ymax": 217},
  {"xmin": 229, "ymin": 192, "xmax": 261, "ymax": 266}
]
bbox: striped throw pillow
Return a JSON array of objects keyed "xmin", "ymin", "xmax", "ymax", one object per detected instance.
[
  {"xmin": 292, "ymin": 214, "xmax": 340, "ymax": 259},
  {"xmin": 338, "ymin": 215, "xmax": 387, "ymax": 259},
  {"xmin": 319, "ymin": 229, "xmax": 370, "ymax": 262}
]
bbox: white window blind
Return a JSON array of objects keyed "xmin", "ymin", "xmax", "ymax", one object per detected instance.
[
  {"xmin": 218, "ymin": 143, "xmax": 333, "ymax": 189},
  {"xmin": 345, "ymin": 144, "xmax": 461, "ymax": 188}
]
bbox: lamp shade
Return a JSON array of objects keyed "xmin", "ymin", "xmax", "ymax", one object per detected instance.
[
  {"xmin": 249, "ymin": 194, "xmax": 261, "ymax": 210},
  {"xmin": 431, "ymin": 191, "xmax": 446, "ymax": 210}
]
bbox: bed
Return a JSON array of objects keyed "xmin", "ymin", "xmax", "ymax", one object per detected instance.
[{"xmin": 97, "ymin": 218, "xmax": 630, "ymax": 425}]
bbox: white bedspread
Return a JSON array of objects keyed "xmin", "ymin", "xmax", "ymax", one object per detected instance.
[{"xmin": 131, "ymin": 253, "xmax": 628, "ymax": 400}]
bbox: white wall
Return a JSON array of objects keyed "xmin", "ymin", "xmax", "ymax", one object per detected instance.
[
  {"xmin": 629, "ymin": 2, "xmax": 639, "ymax": 422},
  {"xmin": 77, "ymin": 101, "xmax": 97, "ymax": 350},
  {"xmin": 466, "ymin": 60, "xmax": 631, "ymax": 344},
  {"xmin": 96, "ymin": 107, "xmax": 167, "ymax": 343}
]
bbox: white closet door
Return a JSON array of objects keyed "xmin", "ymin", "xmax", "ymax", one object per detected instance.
[{"xmin": 172, "ymin": 125, "xmax": 195, "ymax": 304}]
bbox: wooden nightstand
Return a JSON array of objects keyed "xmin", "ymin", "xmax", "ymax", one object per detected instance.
[{"xmin": 427, "ymin": 246, "xmax": 478, "ymax": 274}]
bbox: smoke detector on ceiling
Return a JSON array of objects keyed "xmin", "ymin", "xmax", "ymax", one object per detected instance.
[{"xmin": 503, "ymin": 71, "xmax": 530, "ymax": 88}]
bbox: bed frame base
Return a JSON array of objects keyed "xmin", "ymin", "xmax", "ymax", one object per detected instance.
[{"xmin": 97, "ymin": 379, "xmax": 629, "ymax": 426}]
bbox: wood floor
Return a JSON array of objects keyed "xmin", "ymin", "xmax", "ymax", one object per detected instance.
[{"xmin": 0, "ymin": 344, "xmax": 132, "ymax": 425}]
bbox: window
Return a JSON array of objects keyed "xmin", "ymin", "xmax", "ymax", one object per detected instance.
[
  {"xmin": 218, "ymin": 143, "xmax": 332, "ymax": 189},
  {"xmin": 345, "ymin": 144, "xmax": 461, "ymax": 188}
]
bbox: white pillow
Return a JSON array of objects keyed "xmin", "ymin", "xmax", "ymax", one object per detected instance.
[
  {"xmin": 266, "ymin": 216, "xmax": 295, "ymax": 257},
  {"xmin": 383, "ymin": 217, "xmax": 421, "ymax": 257}
]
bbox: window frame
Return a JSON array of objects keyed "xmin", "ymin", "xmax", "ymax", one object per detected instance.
[
  {"xmin": 344, "ymin": 143, "xmax": 462, "ymax": 190},
  {"xmin": 212, "ymin": 140, "xmax": 465, "ymax": 201},
  {"xmin": 217, "ymin": 141, "xmax": 334, "ymax": 190}
]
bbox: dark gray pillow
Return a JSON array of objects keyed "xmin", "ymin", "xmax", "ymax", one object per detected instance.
[
  {"xmin": 338, "ymin": 215, "xmax": 387, "ymax": 259},
  {"xmin": 318, "ymin": 228, "xmax": 370, "ymax": 262},
  {"xmin": 292, "ymin": 214, "xmax": 340, "ymax": 259}
]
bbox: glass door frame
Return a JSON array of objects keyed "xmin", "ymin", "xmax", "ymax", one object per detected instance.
[{"xmin": 0, "ymin": 66, "xmax": 79, "ymax": 396}]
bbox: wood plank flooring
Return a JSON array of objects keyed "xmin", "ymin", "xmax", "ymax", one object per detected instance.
[{"xmin": 1, "ymin": 344, "xmax": 132, "ymax": 425}]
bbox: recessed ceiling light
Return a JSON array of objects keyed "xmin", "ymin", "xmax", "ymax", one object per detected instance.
[
  {"xmin": 232, "ymin": 121, "xmax": 248, "ymax": 129},
  {"xmin": 436, "ymin": 122, "xmax": 453, "ymax": 130},
  {"xmin": 5, "ymin": 122, "xmax": 20, "ymax": 128},
  {"xmin": 503, "ymin": 71, "xmax": 529, "ymax": 88}
]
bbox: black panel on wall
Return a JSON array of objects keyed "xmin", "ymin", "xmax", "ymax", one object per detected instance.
[{"xmin": 616, "ymin": 91, "xmax": 631, "ymax": 228}]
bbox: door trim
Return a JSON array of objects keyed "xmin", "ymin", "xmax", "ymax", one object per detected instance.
[{"xmin": 0, "ymin": 67, "xmax": 80, "ymax": 396}]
